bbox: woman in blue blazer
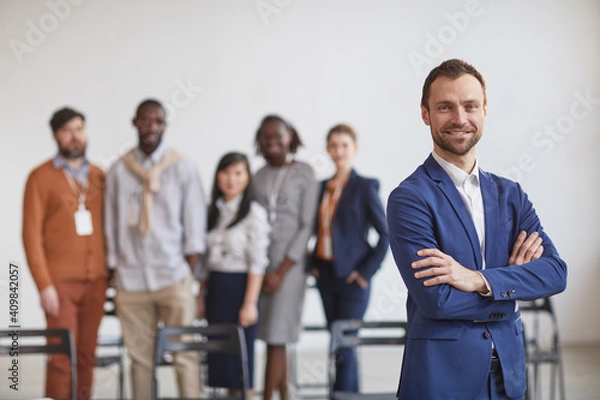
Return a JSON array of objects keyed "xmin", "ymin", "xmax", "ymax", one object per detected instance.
[{"xmin": 310, "ymin": 123, "xmax": 389, "ymax": 392}]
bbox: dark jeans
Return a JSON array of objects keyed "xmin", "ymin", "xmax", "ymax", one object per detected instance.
[{"xmin": 315, "ymin": 261, "xmax": 370, "ymax": 392}]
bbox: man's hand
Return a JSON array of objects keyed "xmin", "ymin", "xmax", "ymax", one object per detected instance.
[
  {"xmin": 345, "ymin": 271, "xmax": 368, "ymax": 289},
  {"xmin": 509, "ymin": 231, "xmax": 543, "ymax": 265},
  {"xmin": 239, "ymin": 302, "xmax": 258, "ymax": 327},
  {"xmin": 412, "ymin": 249, "xmax": 487, "ymax": 293},
  {"xmin": 40, "ymin": 285, "xmax": 60, "ymax": 317}
]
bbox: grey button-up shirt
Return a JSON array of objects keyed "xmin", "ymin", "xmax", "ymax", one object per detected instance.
[{"xmin": 104, "ymin": 142, "xmax": 206, "ymax": 292}]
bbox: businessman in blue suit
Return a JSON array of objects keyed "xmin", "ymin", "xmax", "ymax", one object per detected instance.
[{"xmin": 387, "ymin": 59, "xmax": 567, "ymax": 399}]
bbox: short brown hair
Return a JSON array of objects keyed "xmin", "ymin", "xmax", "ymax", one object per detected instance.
[
  {"xmin": 327, "ymin": 123, "xmax": 357, "ymax": 144},
  {"xmin": 421, "ymin": 59, "xmax": 486, "ymax": 110},
  {"xmin": 49, "ymin": 107, "xmax": 85, "ymax": 133}
]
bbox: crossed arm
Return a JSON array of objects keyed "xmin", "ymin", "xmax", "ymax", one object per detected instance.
[{"xmin": 413, "ymin": 231, "xmax": 543, "ymax": 293}]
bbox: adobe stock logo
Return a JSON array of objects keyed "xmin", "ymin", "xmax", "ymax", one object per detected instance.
[
  {"xmin": 8, "ymin": 0, "xmax": 85, "ymax": 65},
  {"xmin": 498, "ymin": 89, "xmax": 599, "ymax": 182},
  {"xmin": 408, "ymin": 0, "xmax": 489, "ymax": 75},
  {"xmin": 255, "ymin": 0, "xmax": 291, "ymax": 24}
]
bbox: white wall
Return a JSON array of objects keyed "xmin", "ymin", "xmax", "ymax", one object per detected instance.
[{"xmin": 0, "ymin": 0, "xmax": 599, "ymax": 347}]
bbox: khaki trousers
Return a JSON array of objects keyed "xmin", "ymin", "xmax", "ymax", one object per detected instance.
[
  {"xmin": 115, "ymin": 276, "xmax": 201, "ymax": 400},
  {"xmin": 45, "ymin": 278, "xmax": 108, "ymax": 400}
]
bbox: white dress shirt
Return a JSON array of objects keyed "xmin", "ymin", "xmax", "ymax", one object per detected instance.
[
  {"xmin": 199, "ymin": 196, "xmax": 271, "ymax": 279},
  {"xmin": 104, "ymin": 142, "xmax": 207, "ymax": 292}
]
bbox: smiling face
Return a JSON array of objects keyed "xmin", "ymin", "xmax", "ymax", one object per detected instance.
[
  {"xmin": 217, "ymin": 161, "xmax": 250, "ymax": 202},
  {"xmin": 53, "ymin": 116, "xmax": 87, "ymax": 159},
  {"xmin": 133, "ymin": 103, "xmax": 167, "ymax": 155},
  {"xmin": 421, "ymin": 74, "xmax": 487, "ymax": 170},
  {"xmin": 327, "ymin": 132, "xmax": 357, "ymax": 171},
  {"xmin": 258, "ymin": 120, "xmax": 292, "ymax": 164}
]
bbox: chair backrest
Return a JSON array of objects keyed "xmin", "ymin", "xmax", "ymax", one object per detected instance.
[
  {"xmin": 519, "ymin": 297, "xmax": 560, "ymax": 346},
  {"xmin": 152, "ymin": 323, "xmax": 249, "ymax": 400},
  {"xmin": 328, "ymin": 320, "xmax": 408, "ymax": 399},
  {"xmin": 0, "ymin": 328, "xmax": 77, "ymax": 400}
]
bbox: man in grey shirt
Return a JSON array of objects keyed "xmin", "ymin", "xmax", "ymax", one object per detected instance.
[{"xmin": 104, "ymin": 99, "xmax": 206, "ymax": 399}]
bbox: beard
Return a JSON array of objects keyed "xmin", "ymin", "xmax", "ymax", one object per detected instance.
[
  {"xmin": 58, "ymin": 140, "xmax": 86, "ymax": 159},
  {"xmin": 139, "ymin": 131, "xmax": 163, "ymax": 150},
  {"xmin": 432, "ymin": 127, "xmax": 481, "ymax": 156}
]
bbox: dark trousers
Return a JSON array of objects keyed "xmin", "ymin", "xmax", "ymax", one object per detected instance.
[{"xmin": 315, "ymin": 261, "xmax": 370, "ymax": 392}]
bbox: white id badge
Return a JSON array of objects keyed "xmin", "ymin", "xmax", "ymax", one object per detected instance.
[
  {"xmin": 128, "ymin": 197, "xmax": 140, "ymax": 226},
  {"xmin": 74, "ymin": 204, "xmax": 93, "ymax": 236}
]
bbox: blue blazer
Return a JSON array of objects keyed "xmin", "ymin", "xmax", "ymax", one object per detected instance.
[
  {"xmin": 387, "ymin": 155, "xmax": 567, "ymax": 400},
  {"xmin": 312, "ymin": 170, "xmax": 388, "ymax": 280}
]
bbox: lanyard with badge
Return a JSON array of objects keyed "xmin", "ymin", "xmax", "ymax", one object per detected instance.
[
  {"xmin": 64, "ymin": 170, "xmax": 93, "ymax": 236},
  {"xmin": 267, "ymin": 156, "xmax": 293, "ymax": 224}
]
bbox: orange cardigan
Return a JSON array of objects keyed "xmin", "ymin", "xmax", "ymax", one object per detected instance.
[{"xmin": 22, "ymin": 160, "xmax": 108, "ymax": 291}]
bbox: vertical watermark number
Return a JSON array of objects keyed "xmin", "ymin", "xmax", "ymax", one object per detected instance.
[{"xmin": 7, "ymin": 263, "xmax": 20, "ymax": 392}]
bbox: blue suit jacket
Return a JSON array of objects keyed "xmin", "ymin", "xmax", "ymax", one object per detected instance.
[
  {"xmin": 387, "ymin": 155, "xmax": 567, "ymax": 400},
  {"xmin": 312, "ymin": 170, "xmax": 389, "ymax": 280}
]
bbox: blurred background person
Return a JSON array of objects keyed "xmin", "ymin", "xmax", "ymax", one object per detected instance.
[
  {"xmin": 197, "ymin": 152, "xmax": 270, "ymax": 398},
  {"xmin": 310, "ymin": 123, "xmax": 388, "ymax": 392},
  {"xmin": 104, "ymin": 99, "xmax": 205, "ymax": 399},
  {"xmin": 22, "ymin": 107, "xmax": 108, "ymax": 400},
  {"xmin": 252, "ymin": 115, "xmax": 319, "ymax": 400}
]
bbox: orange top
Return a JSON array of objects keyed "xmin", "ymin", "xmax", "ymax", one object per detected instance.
[
  {"xmin": 22, "ymin": 160, "xmax": 108, "ymax": 291},
  {"xmin": 315, "ymin": 178, "xmax": 346, "ymax": 261}
]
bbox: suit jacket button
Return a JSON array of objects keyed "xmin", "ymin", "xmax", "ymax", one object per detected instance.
[
  {"xmin": 483, "ymin": 332, "xmax": 491, "ymax": 339},
  {"xmin": 501, "ymin": 292, "xmax": 507, "ymax": 298},
  {"xmin": 500, "ymin": 312, "xmax": 506, "ymax": 318}
]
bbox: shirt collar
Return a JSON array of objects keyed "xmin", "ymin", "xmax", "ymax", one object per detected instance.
[
  {"xmin": 431, "ymin": 151, "xmax": 480, "ymax": 187},
  {"xmin": 217, "ymin": 195, "xmax": 243, "ymax": 213},
  {"xmin": 53, "ymin": 153, "xmax": 89, "ymax": 170},
  {"xmin": 133, "ymin": 140, "xmax": 168, "ymax": 165}
]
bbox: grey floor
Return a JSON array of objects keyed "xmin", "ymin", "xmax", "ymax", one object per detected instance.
[{"xmin": 0, "ymin": 343, "xmax": 598, "ymax": 399}]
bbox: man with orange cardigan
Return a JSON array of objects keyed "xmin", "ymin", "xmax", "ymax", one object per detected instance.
[{"xmin": 22, "ymin": 107, "xmax": 108, "ymax": 400}]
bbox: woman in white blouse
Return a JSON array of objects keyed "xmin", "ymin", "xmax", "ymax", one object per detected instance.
[{"xmin": 197, "ymin": 152, "xmax": 270, "ymax": 398}]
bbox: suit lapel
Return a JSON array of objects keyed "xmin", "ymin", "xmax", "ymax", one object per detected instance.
[
  {"xmin": 424, "ymin": 155, "xmax": 483, "ymax": 269},
  {"xmin": 480, "ymin": 170, "xmax": 501, "ymax": 267},
  {"xmin": 337, "ymin": 169, "xmax": 358, "ymax": 207}
]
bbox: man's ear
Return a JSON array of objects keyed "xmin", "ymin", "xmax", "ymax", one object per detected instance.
[{"xmin": 421, "ymin": 104, "xmax": 431, "ymax": 126}]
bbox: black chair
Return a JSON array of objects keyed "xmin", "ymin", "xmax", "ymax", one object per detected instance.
[
  {"xmin": 152, "ymin": 323, "xmax": 249, "ymax": 400},
  {"xmin": 328, "ymin": 320, "xmax": 407, "ymax": 400},
  {"xmin": 95, "ymin": 284, "xmax": 125, "ymax": 400},
  {"xmin": 0, "ymin": 328, "xmax": 77, "ymax": 400},
  {"xmin": 519, "ymin": 297, "xmax": 566, "ymax": 400}
]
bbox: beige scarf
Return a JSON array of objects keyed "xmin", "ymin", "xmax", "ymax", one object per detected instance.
[{"xmin": 122, "ymin": 148, "xmax": 183, "ymax": 236}]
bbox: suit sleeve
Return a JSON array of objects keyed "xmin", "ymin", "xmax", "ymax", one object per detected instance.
[
  {"xmin": 284, "ymin": 165, "xmax": 319, "ymax": 263},
  {"xmin": 355, "ymin": 179, "xmax": 389, "ymax": 280},
  {"xmin": 22, "ymin": 172, "xmax": 52, "ymax": 291},
  {"xmin": 481, "ymin": 183, "xmax": 567, "ymax": 301},
  {"xmin": 181, "ymin": 161, "xmax": 207, "ymax": 256},
  {"xmin": 387, "ymin": 184, "xmax": 517, "ymax": 321},
  {"xmin": 103, "ymin": 165, "xmax": 118, "ymax": 269}
]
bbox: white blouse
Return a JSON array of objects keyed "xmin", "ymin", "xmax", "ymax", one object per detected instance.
[{"xmin": 198, "ymin": 196, "xmax": 271, "ymax": 279}]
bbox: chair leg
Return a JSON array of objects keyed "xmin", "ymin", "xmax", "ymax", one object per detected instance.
[
  {"xmin": 558, "ymin": 360, "xmax": 566, "ymax": 400},
  {"xmin": 118, "ymin": 353, "xmax": 125, "ymax": 400},
  {"xmin": 533, "ymin": 363, "xmax": 540, "ymax": 400},
  {"xmin": 549, "ymin": 363, "xmax": 556, "ymax": 400}
]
